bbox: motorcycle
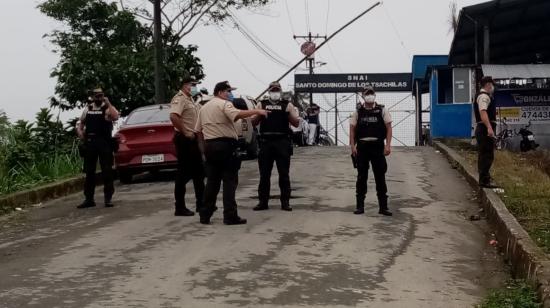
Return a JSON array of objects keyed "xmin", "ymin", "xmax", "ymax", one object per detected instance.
[{"xmin": 518, "ymin": 121, "xmax": 539, "ymax": 152}]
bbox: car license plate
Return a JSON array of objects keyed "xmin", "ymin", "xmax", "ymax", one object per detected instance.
[
  {"xmin": 528, "ymin": 135, "xmax": 534, "ymax": 141},
  {"xmin": 142, "ymin": 154, "xmax": 164, "ymax": 164}
]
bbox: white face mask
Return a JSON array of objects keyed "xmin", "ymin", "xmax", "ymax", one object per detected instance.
[
  {"xmin": 364, "ymin": 95, "xmax": 376, "ymax": 103},
  {"xmin": 269, "ymin": 91, "xmax": 281, "ymax": 101}
]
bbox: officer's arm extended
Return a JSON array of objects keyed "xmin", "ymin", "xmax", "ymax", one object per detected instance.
[{"xmin": 234, "ymin": 109, "xmax": 269, "ymax": 121}]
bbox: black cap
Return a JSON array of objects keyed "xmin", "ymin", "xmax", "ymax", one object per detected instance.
[
  {"xmin": 182, "ymin": 75, "xmax": 198, "ymax": 85},
  {"xmin": 268, "ymin": 81, "xmax": 282, "ymax": 91},
  {"xmin": 480, "ymin": 76, "xmax": 495, "ymax": 87},
  {"xmin": 362, "ymin": 85, "xmax": 375, "ymax": 95},
  {"xmin": 214, "ymin": 81, "xmax": 237, "ymax": 95}
]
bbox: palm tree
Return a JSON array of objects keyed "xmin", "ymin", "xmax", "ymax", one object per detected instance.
[{"xmin": 448, "ymin": 1, "xmax": 459, "ymax": 34}]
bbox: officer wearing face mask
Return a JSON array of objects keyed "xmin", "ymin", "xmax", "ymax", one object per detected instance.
[
  {"xmin": 252, "ymin": 81, "xmax": 300, "ymax": 212},
  {"xmin": 195, "ymin": 81, "xmax": 268, "ymax": 225},
  {"xmin": 76, "ymin": 88, "xmax": 120, "ymax": 209},
  {"xmin": 349, "ymin": 86, "xmax": 393, "ymax": 216},
  {"xmin": 169, "ymin": 75, "xmax": 204, "ymax": 217},
  {"xmin": 474, "ymin": 76, "xmax": 499, "ymax": 188}
]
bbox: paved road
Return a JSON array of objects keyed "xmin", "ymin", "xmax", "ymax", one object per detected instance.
[{"xmin": 0, "ymin": 146, "xmax": 507, "ymax": 308}]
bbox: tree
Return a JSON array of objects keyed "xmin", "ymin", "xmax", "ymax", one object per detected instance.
[
  {"xmin": 119, "ymin": 0, "xmax": 271, "ymax": 47},
  {"xmin": 39, "ymin": 0, "xmax": 204, "ymax": 115},
  {"xmin": 448, "ymin": 1, "xmax": 459, "ymax": 34}
]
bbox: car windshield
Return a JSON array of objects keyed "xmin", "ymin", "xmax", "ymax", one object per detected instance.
[{"xmin": 125, "ymin": 106, "xmax": 170, "ymax": 125}]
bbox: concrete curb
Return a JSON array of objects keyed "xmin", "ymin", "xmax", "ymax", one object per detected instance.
[
  {"xmin": 0, "ymin": 173, "xmax": 104, "ymax": 215},
  {"xmin": 433, "ymin": 141, "xmax": 550, "ymax": 307}
]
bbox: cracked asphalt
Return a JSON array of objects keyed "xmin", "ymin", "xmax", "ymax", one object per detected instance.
[{"xmin": 0, "ymin": 146, "xmax": 508, "ymax": 308}]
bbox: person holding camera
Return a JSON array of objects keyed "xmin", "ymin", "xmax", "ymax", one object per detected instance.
[{"xmin": 76, "ymin": 88, "xmax": 120, "ymax": 209}]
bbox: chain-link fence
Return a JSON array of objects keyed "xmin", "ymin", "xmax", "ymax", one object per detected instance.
[{"xmin": 313, "ymin": 92, "xmax": 418, "ymax": 146}]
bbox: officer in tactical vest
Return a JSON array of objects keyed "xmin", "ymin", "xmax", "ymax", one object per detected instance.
[
  {"xmin": 349, "ymin": 86, "xmax": 393, "ymax": 216},
  {"xmin": 76, "ymin": 88, "xmax": 120, "ymax": 208},
  {"xmin": 252, "ymin": 81, "xmax": 300, "ymax": 212},
  {"xmin": 474, "ymin": 76, "xmax": 499, "ymax": 188}
]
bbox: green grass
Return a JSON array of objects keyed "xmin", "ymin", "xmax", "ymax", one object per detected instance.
[
  {"xmin": 477, "ymin": 280, "xmax": 541, "ymax": 308},
  {"xmin": 0, "ymin": 152, "xmax": 82, "ymax": 197},
  {"xmin": 446, "ymin": 140, "xmax": 550, "ymax": 254}
]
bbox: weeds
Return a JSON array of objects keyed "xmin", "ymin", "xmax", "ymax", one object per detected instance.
[{"xmin": 477, "ymin": 280, "xmax": 541, "ymax": 308}]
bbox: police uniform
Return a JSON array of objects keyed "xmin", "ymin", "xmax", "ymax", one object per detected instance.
[
  {"xmin": 79, "ymin": 101, "xmax": 116, "ymax": 208},
  {"xmin": 350, "ymin": 102, "xmax": 392, "ymax": 215},
  {"xmin": 254, "ymin": 95, "xmax": 298, "ymax": 212},
  {"xmin": 170, "ymin": 89, "xmax": 204, "ymax": 216},
  {"xmin": 194, "ymin": 83, "xmax": 244, "ymax": 225},
  {"xmin": 474, "ymin": 88, "xmax": 497, "ymax": 187}
]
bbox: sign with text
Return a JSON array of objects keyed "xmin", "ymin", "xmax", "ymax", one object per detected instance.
[
  {"xmin": 495, "ymin": 89, "xmax": 550, "ymax": 107},
  {"xmin": 294, "ymin": 73, "xmax": 412, "ymax": 93}
]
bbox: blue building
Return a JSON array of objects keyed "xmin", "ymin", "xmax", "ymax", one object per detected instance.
[{"xmin": 412, "ymin": 0, "xmax": 550, "ymax": 147}]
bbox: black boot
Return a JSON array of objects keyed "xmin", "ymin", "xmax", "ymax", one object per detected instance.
[
  {"xmin": 223, "ymin": 216, "xmax": 247, "ymax": 225},
  {"xmin": 104, "ymin": 200, "xmax": 114, "ymax": 208},
  {"xmin": 175, "ymin": 205, "xmax": 195, "ymax": 217},
  {"xmin": 77, "ymin": 200, "xmax": 96, "ymax": 209},
  {"xmin": 354, "ymin": 196, "xmax": 365, "ymax": 215},
  {"xmin": 378, "ymin": 196, "xmax": 392, "ymax": 216},
  {"xmin": 281, "ymin": 200, "xmax": 292, "ymax": 212},
  {"xmin": 253, "ymin": 201, "xmax": 269, "ymax": 211}
]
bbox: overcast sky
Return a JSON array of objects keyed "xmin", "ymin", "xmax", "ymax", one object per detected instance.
[{"xmin": 0, "ymin": 0, "xmax": 487, "ymax": 123}]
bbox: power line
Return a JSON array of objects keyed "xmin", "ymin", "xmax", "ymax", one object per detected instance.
[
  {"xmin": 214, "ymin": 26, "xmax": 266, "ymax": 86},
  {"xmin": 228, "ymin": 10, "xmax": 304, "ymax": 70},
  {"xmin": 285, "ymin": 0, "xmax": 298, "ymax": 39},
  {"xmin": 382, "ymin": 2, "xmax": 412, "ymax": 60}
]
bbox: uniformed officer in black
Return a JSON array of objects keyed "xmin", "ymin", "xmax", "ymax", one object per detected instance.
[
  {"xmin": 350, "ymin": 86, "xmax": 393, "ymax": 216},
  {"xmin": 474, "ymin": 76, "xmax": 499, "ymax": 188},
  {"xmin": 76, "ymin": 88, "xmax": 120, "ymax": 208},
  {"xmin": 252, "ymin": 81, "xmax": 300, "ymax": 212}
]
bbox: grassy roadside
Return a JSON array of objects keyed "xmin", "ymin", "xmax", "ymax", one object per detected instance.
[
  {"xmin": 476, "ymin": 280, "xmax": 541, "ymax": 308},
  {"xmin": 443, "ymin": 139, "xmax": 550, "ymax": 254}
]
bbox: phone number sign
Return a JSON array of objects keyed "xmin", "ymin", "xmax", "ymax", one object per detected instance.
[{"xmin": 498, "ymin": 106, "xmax": 550, "ymax": 124}]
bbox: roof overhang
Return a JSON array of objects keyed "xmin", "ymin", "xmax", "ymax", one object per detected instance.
[{"xmin": 449, "ymin": 0, "xmax": 550, "ymax": 65}]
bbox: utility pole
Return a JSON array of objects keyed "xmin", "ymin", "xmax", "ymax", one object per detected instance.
[
  {"xmin": 256, "ymin": 2, "xmax": 381, "ymax": 100},
  {"xmin": 153, "ymin": 0, "xmax": 165, "ymax": 104},
  {"xmin": 293, "ymin": 32, "xmax": 327, "ymax": 106}
]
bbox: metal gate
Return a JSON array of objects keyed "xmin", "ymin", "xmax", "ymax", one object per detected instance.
[{"xmin": 294, "ymin": 73, "xmax": 417, "ymax": 146}]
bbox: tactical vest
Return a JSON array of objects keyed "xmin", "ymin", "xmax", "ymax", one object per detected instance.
[
  {"xmin": 260, "ymin": 99, "xmax": 291, "ymax": 136},
  {"xmin": 355, "ymin": 105, "xmax": 387, "ymax": 141},
  {"xmin": 473, "ymin": 92, "xmax": 496, "ymax": 123},
  {"xmin": 85, "ymin": 104, "xmax": 113, "ymax": 138}
]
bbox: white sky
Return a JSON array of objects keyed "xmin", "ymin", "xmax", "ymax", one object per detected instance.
[{"xmin": 0, "ymin": 0, "xmax": 487, "ymax": 123}]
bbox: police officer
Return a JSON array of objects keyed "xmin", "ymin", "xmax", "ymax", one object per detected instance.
[
  {"xmin": 76, "ymin": 88, "xmax": 120, "ymax": 208},
  {"xmin": 169, "ymin": 75, "xmax": 204, "ymax": 216},
  {"xmin": 474, "ymin": 76, "xmax": 499, "ymax": 188},
  {"xmin": 252, "ymin": 81, "xmax": 300, "ymax": 212},
  {"xmin": 195, "ymin": 81, "xmax": 268, "ymax": 225},
  {"xmin": 349, "ymin": 86, "xmax": 393, "ymax": 216}
]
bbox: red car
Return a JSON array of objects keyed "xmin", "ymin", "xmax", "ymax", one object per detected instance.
[{"xmin": 114, "ymin": 104, "xmax": 178, "ymax": 183}]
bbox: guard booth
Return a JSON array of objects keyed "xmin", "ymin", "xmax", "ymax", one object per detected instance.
[
  {"xmin": 412, "ymin": 0, "xmax": 550, "ymax": 149},
  {"xmin": 294, "ymin": 73, "xmax": 415, "ymax": 146}
]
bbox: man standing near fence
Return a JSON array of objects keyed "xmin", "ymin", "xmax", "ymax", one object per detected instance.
[
  {"xmin": 349, "ymin": 86, "xmax": 393, "ymax": 216},
  {"xmin": 306, "ymin": 102, "xmax": 321, "ymax": 145}
]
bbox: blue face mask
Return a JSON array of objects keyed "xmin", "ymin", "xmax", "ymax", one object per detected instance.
[
  {"xmin": 227, "ymin": 92, "xmax": 235, "ymax": 102},
  {"xmin": 191, "ymin": 86, "xmax": 199, "ymax": 96}
]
